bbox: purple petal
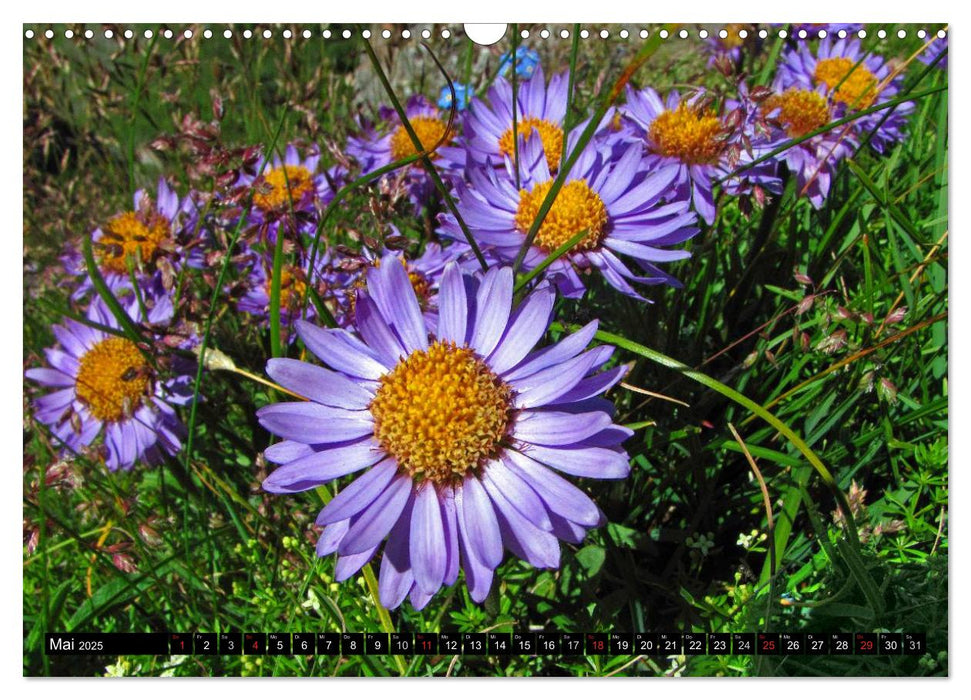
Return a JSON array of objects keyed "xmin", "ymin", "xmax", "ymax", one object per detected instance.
[
  {"xmin": 25, "ymin": 368, "xmax": 74, "ymax": 388},
  {"xmin": 486, "ymin": 286, "xmax": 554, "ymax": 375},
  {"xmin": 513, "ymin": 352, "xmax": 600, "ymax": 409},
  {"xmin": 456, "ymin": 474, "xmax": 504, "ymax": 568},
  {"xmin": 481, "ymin": 459, "xmax": 552, "ymax": 531},
  {"xmin": 550, "ymin": 365, "xmax": 629, "ymax": 404},
  {"xmin": 316, "ymin": 519, "xmax": 350, "ymax": 557},
  {"xmin": 598, "ymin": 145, "xmax": 644, "ymax": 203},
  {"xmin": 367, "ymin": 255, "xmax": 428, "ymax": 353},
  {"xmin": 256, "ymin": 402, "xmax": 373, "ymax": 444},
  {"xmin": 338, "ymin": 474, "xmax": 413, "ymax": 555},
  {"xmin": 378, "ymin": 497, "xmax": 415, "ymax": 609},
  {"xmin": 692, "ymin": 177, "xmax": 717, "ymax": 225},
  {"xmin": 503, "ymin": 320, "xmax": 598, "ymax": 381},
  {"xmin": 457, "ymin": 514, "xmax": 494, "ymax": 603},
  {"xmin": 550, "ymin": 512, "xmax": 589, "ymax": 544},
  {"xmin": 440, "ymin": 486, "xmax": 460, "ymax": 586},
  {"xmin": 263, "ymin": 438, "xmax": 385, "ymax": 493},
  {"xmin": 523, "ymin": 444, "xmax": 631, "ymax": 479},
  {"xmin": 503, "ymin": 450, "xmax": 601, "ymax": 527},
  {"xmin": 437, "ymin": 262, "xmax": 468, "ymax": 345},
  {"xmin": 604, "ymin": 238, "xmax": 692, "ymax": 263},
  {"xmin": 410, "ymin": 485, "xmax": 447, "ymax": 594},
  {"xmin": 354, "ymin": 294, "xmax": 408, "ymax": 366},
  {"xmin": 51, "ymin": 322, "xmax": 90, "ymax": 357},
  {"xmin": 296, "ymin": 321, "xmax": 389, "ymax": 380},
  {"xmin": 263, "ymin": 439, "xmax": 314, "ymax": 464},
  {"xmin": 470, "ymin": 267, "xmax": 514, "ymax": 357},
  {"xmin": 578, "ymin": 425, "xmax": 635, "ymax": 448},
  {"xmin": 43, "ymin": 348, "xmax": 79, "ymax": 376},
  {"xmin": 266, "ymin": 358, "xmax": 373, "ymax": 409},
  {"xmin": 513, "ymin": 410, "xmax": 613, "ymax": 446},
  {"xmin": 317, "ymin": 459, "xmax": 398, "ymax": 524},
  {"xmin": 491, "ymin": 488, "xmax": 561, "ymax": 568},
  {"xmin": 409, "ymin": 587, "xmax": 434, "ymax": 611},
  {"xmin": 334, "ymin": 545, "xmax": 379, "ymax": 581},
  {"xmin": 33, "ymin": 388, "xmax": 75, "ymax": 421},
  {"xmin": 105, "ymin": 421, "xmax": 133, "ymax": 470}
]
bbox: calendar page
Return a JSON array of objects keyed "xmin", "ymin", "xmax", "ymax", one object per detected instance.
[{"xmin": 22, "ymin": 21, "xmax": 948, "ymax": 679}]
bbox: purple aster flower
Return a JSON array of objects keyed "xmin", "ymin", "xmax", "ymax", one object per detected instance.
[
  {"xmin": 257, "ymin": 256, "xmax": 631, "ymax": 610},
  {"xmin": 236, "ymin": 244, "xmax": 334, "ymax": 339},
  {"xmin": 63, "ymin": 178, "xmax": 201, "ymax": 299},
  {"xmin": 621, "ymin": 86, "xmax": 762, "ymax": 225},
  {"xmin": 775, "ymin": 38, "xmax": 914, "ymax": 154},
  {"xmin": 25, "ymin": 286, "xmax": 193, "ymax": 471},
  {"xmin": 439, "ymin": 131, "xmax": 698, "ymax": 300},
  {"xmin": 441, "ymin": 65, "xmax": 569, "ymax": 174},
  {"xmin": 498, "ymin": 46, "xmax": 541, "ymax": 80},
  {"xmin": 345, "ymin": 96, "xmax": 459, "ymax": 208},
  {"xmin": 759, "ymin": 82, "xmax": 858, "ymax": 208},
  {"xmin": 235, "ymin": 144, "xmax": 337, "ymax": 220}
]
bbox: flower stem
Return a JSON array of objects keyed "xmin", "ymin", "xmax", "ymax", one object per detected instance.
[{"xmin": 362, "ymin": 563, "xmax": 407, "ymax": 677}]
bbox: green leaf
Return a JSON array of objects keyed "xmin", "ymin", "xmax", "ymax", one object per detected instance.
[{"xmin": 576, "ymin": 545, "xmax": 606, "ymax": 576}]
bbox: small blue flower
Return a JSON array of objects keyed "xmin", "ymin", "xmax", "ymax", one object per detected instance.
[
  {"xmin": 437, "ymin": 83, "xmax": 472, "ymax": 111},
  {"xmin": 498, "ymin": 46, "xmax": 541, "ymax": 80}
]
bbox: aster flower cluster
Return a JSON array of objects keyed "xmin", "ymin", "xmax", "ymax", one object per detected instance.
[
  {"xmin": 761, "ymin": 37, "xmax": 915, "ymax": 206},
  {"xmin": 26, "ymin": 32, "xmax": 925, "ymax": 612},
  {"xmin": 28, "ymin": 181, "xmax": 201, "ymax": 471}
]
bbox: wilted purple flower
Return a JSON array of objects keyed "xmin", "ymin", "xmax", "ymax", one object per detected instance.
[
  {"xmin": 258, "ymin": 256, "xmax": 631, "ymax": 609},
  {"xmin": 322, "ymin": 239, "xmax": 466, "ymax": 331},
  {"xmin": 236, "ymin": 244, "xmax": 334, "ymax": 338}
]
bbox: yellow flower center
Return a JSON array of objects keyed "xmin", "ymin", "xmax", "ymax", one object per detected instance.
[
  {"xmin": 97, "ymin": 211, "xmax": 171, "ymax": 274},
  {"xmin": 514, "ymin": 180, "xmax": 609, "ymax": 254},
  {"xmin": 649, "ymin": 103, "xmax": 726, "ymax": 164},
  {"xmin": 265, "ymin": 267, "xmax": 307, "ymax": 308},
  {"xmin": 389, "ymin": 117, "xmax": 453, "ymax": 161},
  {"xmin": 75, "ymin": 337, "xmax": 151, "ymax": 423},
  {"xmin": 253, "ymin": 165, "xmax": 315, "ymax": 211},
  {"xmin": 763, "ymin": 89, "xmax": 832, "ymax": 137},
  {"xmin": 498, "ymin": 117, "xmax": 565, "ymax": 172},
  {"xmin": 813, "ymin": 57, "xmax": 879, "ymax": 109},
  {"xmin": 369, "ymin": 340, "xmax": 514, "ymax": 484}
]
